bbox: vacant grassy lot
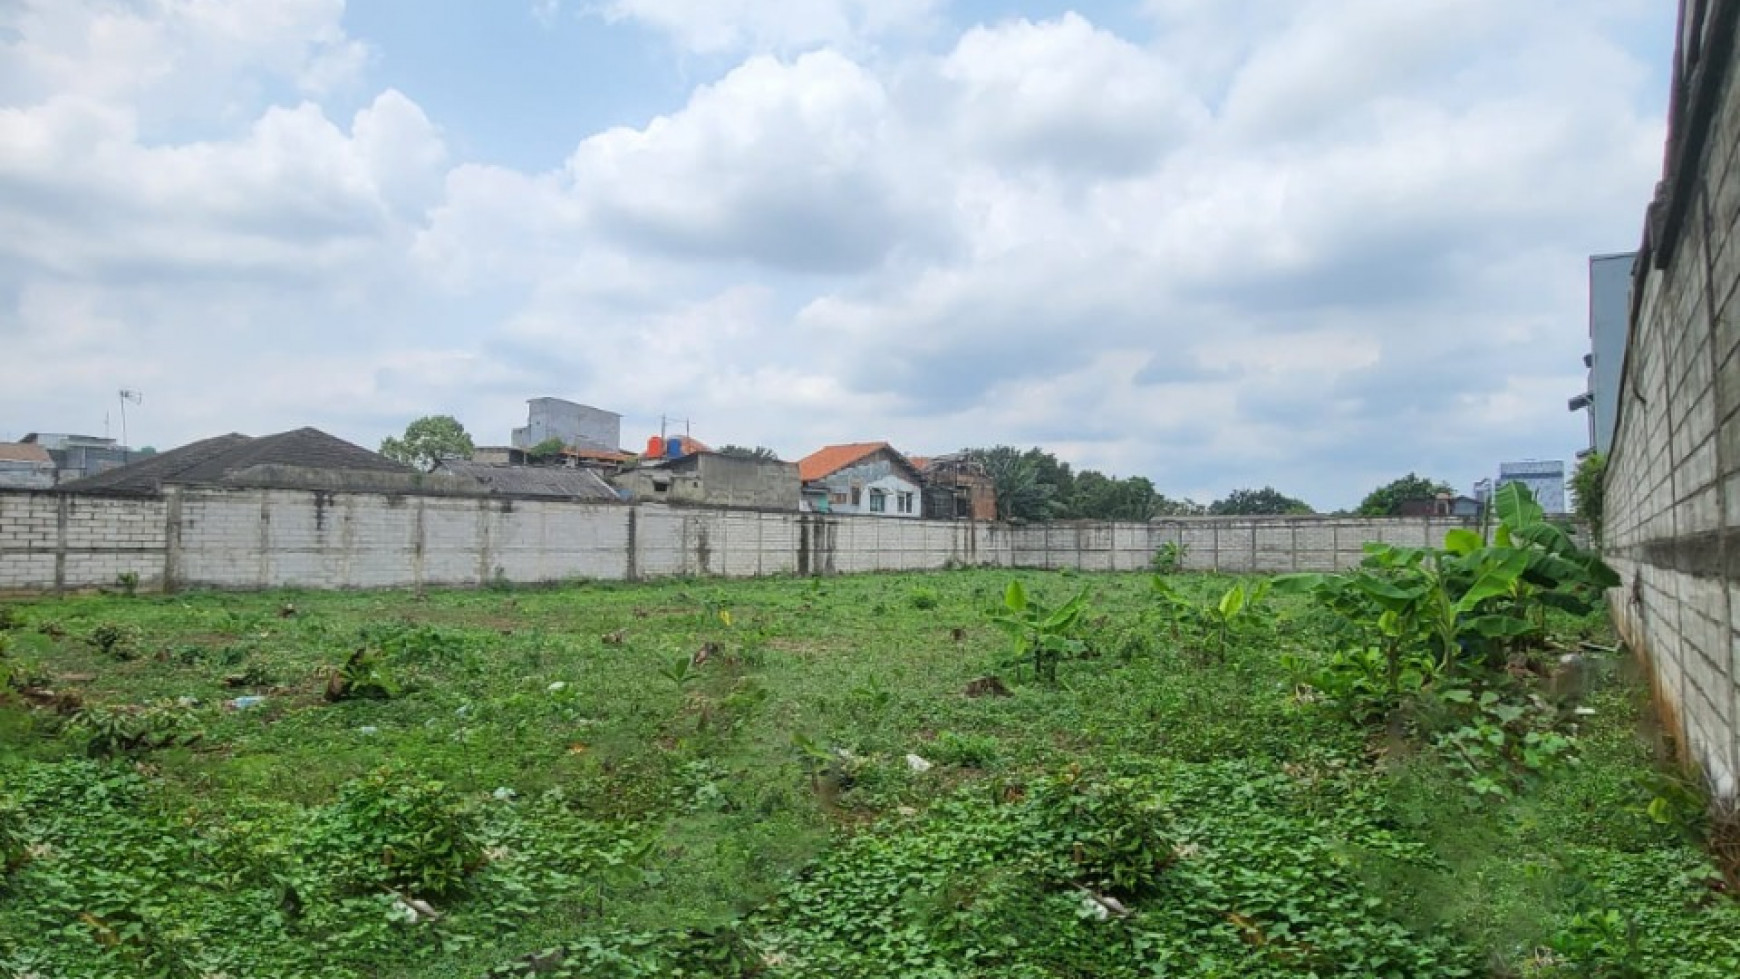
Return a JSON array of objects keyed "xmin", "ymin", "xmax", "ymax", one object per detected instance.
[{"xmin": 1, "ymin": 569, "xmax": 1736, "ymax": 978}]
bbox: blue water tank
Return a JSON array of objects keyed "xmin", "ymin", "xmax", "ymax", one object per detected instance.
[{"xmin": 666, "ymin": 437, "xmax": 684, "ymax": 458}]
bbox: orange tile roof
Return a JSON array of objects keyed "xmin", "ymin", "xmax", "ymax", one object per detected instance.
[
  {"xmin": 798, "ymin": 442, "xmax": 909, "ymax": 482},
  {"xmin": 0, "ymin": 442, "xmax": 52, "ymax": 464}
]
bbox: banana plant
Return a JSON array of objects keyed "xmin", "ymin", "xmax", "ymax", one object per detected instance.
[
  {"xmin": 989, "ymin": 580, "xmax": 1089, "ymax": 684},
  {"xmin": 1205, "ymin": 580, "xmax": 1271, "ymax": 659}
]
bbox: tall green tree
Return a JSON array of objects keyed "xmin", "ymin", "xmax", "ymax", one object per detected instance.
[
  {"xmin": 965, "ymin": 446, "xmax": 1058, "ymax": 523},
  {"xmin": 380, "ymin": 415, "xmax": 474, "ymax": 472},
  {"xmin": 1070, "ymin": 471, "xmax": 1166, "ymax": 521},
  {"xmin": 1356, "ymin": 473, "xmax": 1454, "ymax": 516},
  {"xmin": 1208, "ymin": 486, "xmax": 1315, "ymax": 515}
]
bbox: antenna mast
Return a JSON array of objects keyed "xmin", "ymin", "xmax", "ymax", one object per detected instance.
[{"xmin": 118, "ymin": 389, "xmax": 142, "ymax": 447}]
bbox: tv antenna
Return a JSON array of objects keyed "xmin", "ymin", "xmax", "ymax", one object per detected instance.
[{"xmin": 118, "ymin": 389, "xmax": 142, "ymax": 447}]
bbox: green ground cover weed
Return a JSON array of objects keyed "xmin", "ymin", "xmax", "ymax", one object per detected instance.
[{"xmin": 0, "ymin": 562, "xmax": 1734, "ymax": 977}]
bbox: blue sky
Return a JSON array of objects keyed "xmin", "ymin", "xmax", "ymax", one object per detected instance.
[{"xmin": 0, "ymin": 0, "xmax": 1678, "ymax": 508}]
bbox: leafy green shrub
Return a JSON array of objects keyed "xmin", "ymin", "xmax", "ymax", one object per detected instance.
[
  {"xmin": 0, "ymin": 796, "xmax": 24, "ymax": 880},
  {"xmin": 84, "ymin": 623, "xmax": 140, "ymax": 660},
  {"xmin": 929, "ymin": 731, "xmax": 999, "ymax": 768},
  {"xmin": 1571, "ymin": 451, "xmax": 1607, "ymax": 542},
  {"xmin": 1032, "ymin": 770, "xmax": 1173, "ymax": 899},
  {"xmin": 1149, "ymin": 540, "xmax": 1187, "ymax": 574},
  {"xmin": 70, "ymin": 702, "xmax": 203, "ymax": 757},
  {"xmin": 907, "ymin": 587, "xmax": 940, "ymax": 610},
  {"xmin": 324, "ymin": 646, "xmax": 400, "ymax": 701},
  {"xmin": 299, "ymin": 768, "xmax": 482, "ymax": 900},
  {"xmin": 363, "ymin": 622, "xmax": 471, "ymax": 664},
  {"xmin": 0, "ymin": 606, "xmax": 22, "ymax": 631}
]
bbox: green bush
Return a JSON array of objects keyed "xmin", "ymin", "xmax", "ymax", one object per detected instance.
[
  {"xmin": 84, "ymin": 623, "xmax": 140, "ymax": 661},
  {"xmin": 298, "ymin": 768, "xmax": 482, "ymax": 901},
  {"xmin": 929, "ymin": 731, "xmax": 1000, "ymax": 768},
  {"xmin": 1032, "ymin": 770, "xmax": 1173, "ymax": 899}
]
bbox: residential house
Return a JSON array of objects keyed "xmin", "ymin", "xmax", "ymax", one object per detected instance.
[
  {"xmin": 1396, "ymin": 494, "xmax": 1483, "ymax": 518},
  {"xmin": 909, "ymin": 453, "xmax": 997, "ymax": 521},
  {"xmin": 0, "ymin": 442, "xmax": 56, "ymax": 489},
  {"xmin": 797, "ymin": 443, "xmax": 924, "ymax": 517},
  {"xmin": 610, "ymin": 451, "xmax": 799, "ymax": 510}
]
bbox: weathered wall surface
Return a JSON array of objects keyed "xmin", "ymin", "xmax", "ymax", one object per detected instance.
[
  {"xmin": 1603, "ymin": 1, "xmax": 1740, "ymax": 798},
  {"xmin": 0, "ymin": 486, "xmax": 1471, "ymax": 594}
]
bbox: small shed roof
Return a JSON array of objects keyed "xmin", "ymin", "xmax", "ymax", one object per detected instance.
[{"xmin": 437, "ymin": 460, "xmax": 621, "ymax": 501}]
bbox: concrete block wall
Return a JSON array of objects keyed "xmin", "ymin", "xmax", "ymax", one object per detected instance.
[
  {"xmin": 0, "ymin": 491, "xmax": 167, "ymax": 592},
  {"xmin": 2, "ymin": 486, "xmax": 1477, "ymax": 597},
  {"xmin": 1603, "ymin": 3, "xmax": 1740, "ymax": 799}
]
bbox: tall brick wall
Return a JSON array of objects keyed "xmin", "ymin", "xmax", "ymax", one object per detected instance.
[
  {"xmin": 0, "ymin": 485, "xmax": 1473, "ymax": 595},
  {"xmin": 1604, "ymin": 1, "xmax": 1740, "ymax": 798}
]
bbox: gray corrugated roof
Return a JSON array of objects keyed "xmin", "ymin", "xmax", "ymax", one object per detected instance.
[
  {"xmin": 436, "ymin": 460, "xmax": 621, "ymax": 501},
  {"xmin": 57, "ymin": 428, "xmax": 410, "ymax": 496}
]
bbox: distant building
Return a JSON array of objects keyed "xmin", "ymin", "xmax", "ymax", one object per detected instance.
[
  {"xmin": 57, "ymin": 428, "xmax": 413, "ymax": 496},
  {"xmin": 909, "ymin": 453, "xmax": 997, "ymax": 520},
  {"xmin": 797, "ymin": 443, "xmax": 924, "ymax": 517},
  {"xmin": 510, "ymin": 398, "xmax": 622, "ymax": 454},
  {"xmin": 20, "ymin": 432, "xmax": 134, "ymax": 482},
  {"xmin": 0, "ymin": 442, "xmax": 56, "ymax": 489},
  {"xmin": 1396, "ymin": 493, "xmax": 1483, "ymax": 518},
  {"xmin": 610, "ymin": 452, "xmax": 799, "ymax": 510},
  {"xmin": 1568, "ymin": 252, "xmax": 1636, "ymax": 456},
  {"xmin": 1496, "ymin": 460, "xmax": 1567, "ymax": 513}
]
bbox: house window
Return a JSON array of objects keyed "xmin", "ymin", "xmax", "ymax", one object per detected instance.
[
  {"xmin": 851, "ymin": 487, "xmax": 863, "ymax": 506},
  {"xmin": 869, "ymin": 489, "xmax": 887, "ymax": 513},
  {"xmin": 830, "ymin": 492, "xmax": 850, "ymax": 505},
  {"xmin": 897, "ymin": 491, "xmax": 914, "ymax": 514}
]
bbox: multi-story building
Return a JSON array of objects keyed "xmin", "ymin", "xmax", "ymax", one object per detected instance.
[
  {"xmin": 510, "ymin": 398, "xmax": 622, "ymax": 453},
  {"xmin": 1568, "ymin": 252, "xmax": 1636, "ymax": 456},
  {"xmin": 1496, "ymin": 460, "xmax": 1566, "ymax": 513},
  {"xmin": 20, "ymin": 433, "xmax": 135, "ymax": 482}
]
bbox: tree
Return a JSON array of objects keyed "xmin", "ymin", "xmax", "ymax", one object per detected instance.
[
  {"xmin": 1069, "ymin": 471, "xmax": 1167, "ymax": 521},
  {"xmin": 1208, "ymin": 486, "xmax": 1314, "ymax": 516},
  {"xmin": 965, "ymin": 446, "xmax": 1058, "ymax": 523},
  {"xmin": 526, "ymin": 437, "xmax": 567, "ymax": 463},
  {"xmin": 380, "ymin": 415, "xmax": 474, "ymax": 471},
  {"xmin": 1356, "ymin": 473, "xmax": 1454, "ymax": 516},
  {"xmin": 717, "ymin": 445, "xmax": 782, "ymax": 461},
  {"xmin": 1570, "ymin": 452, "xmax": 1606, "ymax": 541}
]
